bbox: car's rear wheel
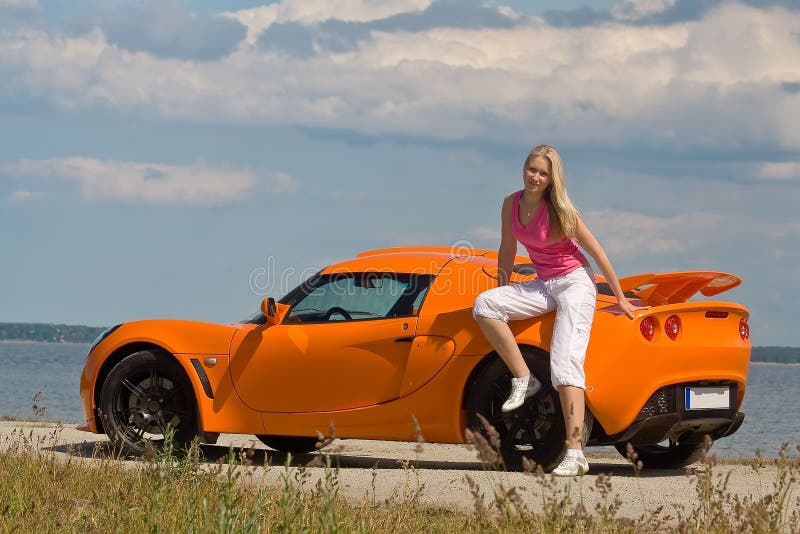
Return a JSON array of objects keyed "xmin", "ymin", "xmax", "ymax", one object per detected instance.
[
  {"xmin": 465, "ymin": 347, "xmax": 592, "ymax": 472},
  {"xmin": 99, "ymin": 350, "xmax": 198, "ymax": 455},
  {"xmin": 256, "ymin": 435, "xmax": 319, "ymax": 453},
  {"xmin": 614, "ymin": 440, "xmax": 707, "ymax": 469}
]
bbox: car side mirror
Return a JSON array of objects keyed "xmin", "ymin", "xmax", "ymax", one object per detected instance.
[
  {"xmin": 261, "ymin": 298, "xmax": 289, "ymax": 326},
  {"xmin": 261, "ymin": 297, "xmax": 277, "ymax": 317}
]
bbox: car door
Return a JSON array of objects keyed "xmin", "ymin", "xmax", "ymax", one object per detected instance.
[{"xmin": 229, "ymin": 272, "xmax": 432, "ymax": 413}]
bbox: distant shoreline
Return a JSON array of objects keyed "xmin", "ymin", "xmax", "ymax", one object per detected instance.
[
  {"xmin": 0, "ymin": 322, "xmax": 105, "ymax": 344},
  {"xmin": 0, "ymin": 339, "xmax": 90, "ymax": 345}
]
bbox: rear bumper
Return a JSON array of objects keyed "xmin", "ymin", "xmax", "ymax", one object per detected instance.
[
  {"xmin": 611, "ymin": 380, "xmax": 745, "ymax": 444},
  {"xmin": 614, "ymin": 411, "xmax": 744, "ymax": 445}
]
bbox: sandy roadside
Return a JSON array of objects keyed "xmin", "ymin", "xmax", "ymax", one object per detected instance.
[{"xmin": 1, "ymin": 421, "xmax": 794, "ymax": 520}]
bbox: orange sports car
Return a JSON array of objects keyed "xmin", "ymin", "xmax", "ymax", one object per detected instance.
[{"xmin": 80, "ymin": 246, "xmax": 750, "ymax": 470}]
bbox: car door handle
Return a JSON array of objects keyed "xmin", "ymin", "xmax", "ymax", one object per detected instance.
[{"xmin": 394, "ymin": 336, "xmax": 415, "ymax": 343}]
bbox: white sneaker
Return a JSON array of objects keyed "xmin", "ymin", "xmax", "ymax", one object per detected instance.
[
  {"xmin": 552, "ymin": 452, "xmax": 590, "ymax": 476},
  {"xmin": 501, "ymin": 374, "xmax": 542, "ymax": 412}
]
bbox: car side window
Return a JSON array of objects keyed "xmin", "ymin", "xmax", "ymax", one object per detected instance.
[{"xmin": 285, "ymin": 273, "xmax": 433, "ymax": 323}]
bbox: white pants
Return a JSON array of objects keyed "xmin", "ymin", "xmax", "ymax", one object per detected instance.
[{"xmin": 472, "ymin": 266, "xmax": 597, "ymax": 389}]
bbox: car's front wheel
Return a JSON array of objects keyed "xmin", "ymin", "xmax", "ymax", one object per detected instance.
[
  {"xmin": 256, "ymin": 435, "xmax": 319, "ymax": 453},
  {"xmin": 99, "ymin": 350, "xmax": 198, "ymax": 455},
  {"xmin": 465, "ymin": 348, "xmax": 591, "ymax": 472},
  {"xmin": 614, "ymin": 440, "xmax": 707, "ymax": 469}
]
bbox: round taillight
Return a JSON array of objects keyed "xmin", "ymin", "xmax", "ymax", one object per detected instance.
[
  {"xmin": 640, "ymin": 317, "xmax": 656, "ymax": 341},
  {"xmin": 739, "ymin": 318, "xmax": 750, "ymax": 340},
  {"xmin": 665, "ymin": 315, "xmax": 680, "ymax": 341}
]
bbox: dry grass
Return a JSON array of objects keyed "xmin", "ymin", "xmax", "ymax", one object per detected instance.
[{"xmin": 0, "ymin": 425, "xmax": 799, "ymax": 533}]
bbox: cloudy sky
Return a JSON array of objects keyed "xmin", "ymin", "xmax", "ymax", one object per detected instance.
[{"xmin": 1, "ymin": 0, "xmax": 798, "ymax": 345}]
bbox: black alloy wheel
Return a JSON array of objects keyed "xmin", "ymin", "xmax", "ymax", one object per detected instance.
[
  {"xmin": 465, "ymin": 347, "xmax": 592, "ymax": 472},
  {"xmin": 99, "ymin": 350, "xmax": 198, "ymax": 455}
]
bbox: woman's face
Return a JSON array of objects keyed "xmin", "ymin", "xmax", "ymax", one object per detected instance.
[{"xmin": 523, "ymin": 155, "xmax": 552, "ymax": 196}]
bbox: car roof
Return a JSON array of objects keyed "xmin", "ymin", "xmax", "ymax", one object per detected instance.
[
  {"xmin": 319, "ymin": 246, "xmax": 528, "ymax": 276},
  {"xmin": 321, "ymin": 248, "xmax": 467, "ymax": 276}
]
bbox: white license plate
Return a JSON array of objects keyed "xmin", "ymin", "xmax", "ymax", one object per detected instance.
[{"xmin": 685, "ymin": 386, "xmax": 730, "ymax": 410}]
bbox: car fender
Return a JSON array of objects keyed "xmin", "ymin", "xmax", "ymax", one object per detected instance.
[{"xmin": 80, "ymin": 319, "xmax": 264, "ymax": 434}]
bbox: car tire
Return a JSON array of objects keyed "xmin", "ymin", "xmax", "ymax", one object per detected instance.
[
  {"xmin": 99, "ymin": 350, "xmax": 198, "ymax": 455},
  {"xmin": 614, "ymin": 440, "xmax": 707, "ymax": 469},
  {"xmin": 465, "ymin": 347, "xmax": 592, "ymax": 472},
  {"xmin": 256, "ymin": 435, "xmax": 319, "ymax": 454}
]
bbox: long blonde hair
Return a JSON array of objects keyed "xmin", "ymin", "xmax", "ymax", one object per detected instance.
[{"xmin": 525, "ymin": 145, "xmax": 580, "ymax": 239}]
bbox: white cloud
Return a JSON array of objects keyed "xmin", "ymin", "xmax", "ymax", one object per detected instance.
[
  {"xmin": 756, "ymin": 162, "xmax": 800, "ymax": 181},
  {"xmin": 1, "ymin": 2, "xmax": 799, "ymax": 151},
  {"xmin": 583, "ymin": 209, "xmax": 724, "ymax": 260},
  {"xmin": 611, "ymin": 0, "xmax": 676, "ymax": 21},
  {"xmin": 224, "ymin": 5, "xmax": 279, "ymax": 46},
  {"xmin": 495, "ymin": 5, "xmax": 521, "ymax": 20},
  {"xmin": 224, "ymin": 0, "xmax": 431, "ymax": 45},
  {"xmin": 8, "ymin": 158, "xmax": 296, "ymax": 205},
  {"xmin": 275, "ymin": 0, "xmax": 432, "ymax": 24},
  {"xmin": 0, "ymin": 0, "xmax": 39, "ymax": 14}
]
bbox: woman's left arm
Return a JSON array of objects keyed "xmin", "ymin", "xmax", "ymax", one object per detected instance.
[{"xmin": 574, "ymin": 216, "xmax": 640, "ymax": 320}]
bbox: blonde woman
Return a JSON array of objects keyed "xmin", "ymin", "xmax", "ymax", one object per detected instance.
[{"xmin": 472, "ymin": 145, "xmax": 638, "ymax": 476}]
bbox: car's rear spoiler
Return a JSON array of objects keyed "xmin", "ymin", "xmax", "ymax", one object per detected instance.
[{"xmin": 617, "ymin": 271, "xmax": 742, "ymax": 305}]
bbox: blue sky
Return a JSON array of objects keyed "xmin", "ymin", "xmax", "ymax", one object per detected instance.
[{"xmin": 1, "ymin": 0, "xmax": 798, "ymax": 345}]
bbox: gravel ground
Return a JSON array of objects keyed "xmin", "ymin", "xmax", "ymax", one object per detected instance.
[{"xmin": 1, "ymin": 421, "xmax": 795, "ymax": 520}]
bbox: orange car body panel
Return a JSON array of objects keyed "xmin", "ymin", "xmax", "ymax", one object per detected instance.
[
  {"xmin": 80, "ymin": 247, "xmax": 750, "ymax": 443},
  {"xmin": 228, "ymin": 318, "xmax": 421, "ymax": 412}
]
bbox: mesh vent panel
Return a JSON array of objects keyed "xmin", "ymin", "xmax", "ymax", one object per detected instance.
[{"xmin": 637, "ymin": 387, "xmax": 675, "ymax": 419}]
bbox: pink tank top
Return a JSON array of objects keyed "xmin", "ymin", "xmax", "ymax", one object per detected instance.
[{"xmin": 511, "ymin": 190, "xmax": 587, "ymax": 280}]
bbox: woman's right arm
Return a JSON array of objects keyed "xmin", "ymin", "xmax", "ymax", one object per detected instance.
[{"xmin": 497, "ymin": 194, "xmax": 516, "ymax": 287}]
